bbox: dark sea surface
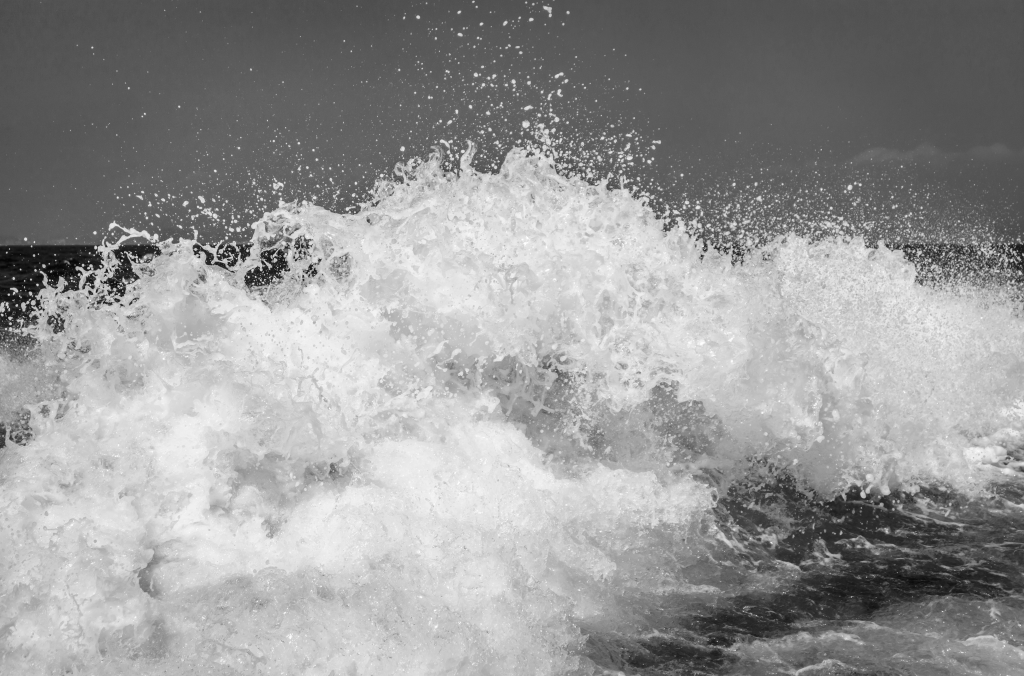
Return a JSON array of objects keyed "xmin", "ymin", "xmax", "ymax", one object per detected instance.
[{"xmin": 0, "ymin": 246, "xmax": 100, "ymax": 316}]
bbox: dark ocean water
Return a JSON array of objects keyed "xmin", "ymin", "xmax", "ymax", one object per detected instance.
[{"xmin": 3, "ymin": 161, "xmax": 1024, "ymax": 674}]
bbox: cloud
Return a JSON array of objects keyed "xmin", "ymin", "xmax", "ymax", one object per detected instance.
[
  {"xmin": 965, "ymin": 143, "xmax": 1022, "ymax": 160},
  {"xmin": 848, "ymin": 143, "xmax": 1024, "ymax": 165}
]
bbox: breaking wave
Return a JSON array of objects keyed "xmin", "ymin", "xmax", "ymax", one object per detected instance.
[{"xmin": 2, "ymin": 147, "xmax": 1024, "ymax": 674}]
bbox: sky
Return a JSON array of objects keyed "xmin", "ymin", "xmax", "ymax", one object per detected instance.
[{"xmin": 1, "ymin": 0, "xmax": 1022, "ymax": 245}]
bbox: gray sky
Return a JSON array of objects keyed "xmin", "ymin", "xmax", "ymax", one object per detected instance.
[{"xmin": 1, "ymin": 0, "xmax": 1021, "ymax": 244}]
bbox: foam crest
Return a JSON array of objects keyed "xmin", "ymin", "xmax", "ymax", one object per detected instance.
[{"xmin": 712, "ymin": 238, "xmax": 1024, "ymax": 493}]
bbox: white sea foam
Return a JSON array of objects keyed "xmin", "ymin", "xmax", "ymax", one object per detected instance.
[
  {"xmin": 729, "ymin": 596, "xmax": 1024, "ymax": 675},
  {"xmin": 2, "ymin": 148, "xmax": 1023, "ymax": 673}
]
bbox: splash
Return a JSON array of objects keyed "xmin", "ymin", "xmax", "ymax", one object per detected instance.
[{"xmin": 2, "ymin": 148, "xmax": 1024, "ymax": 674}]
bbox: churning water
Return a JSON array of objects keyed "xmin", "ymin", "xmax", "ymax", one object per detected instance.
[{"xmin": 3, "ymin": 148, "xmax": 1024, "ymax": 675}]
